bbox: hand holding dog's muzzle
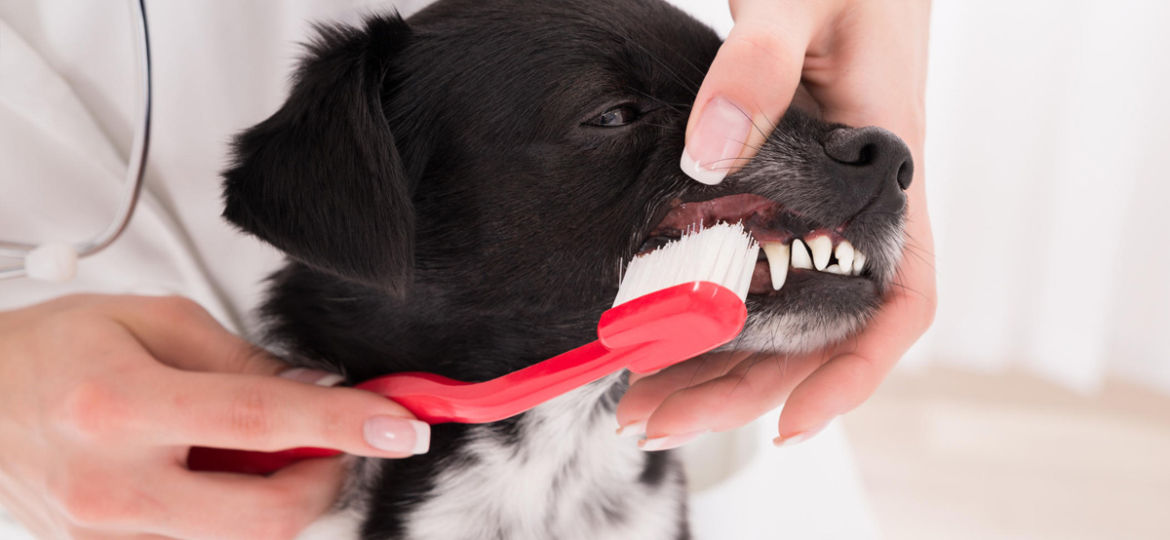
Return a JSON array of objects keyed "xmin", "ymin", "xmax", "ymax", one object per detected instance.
[{"xmin": 649, "ymin": 0, "xmax": 936, "ymax": 450}]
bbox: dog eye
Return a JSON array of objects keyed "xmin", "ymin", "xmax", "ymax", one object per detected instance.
[{"xmin": 586, "ymin": 105, "xmax": 641, "ymax": 127}]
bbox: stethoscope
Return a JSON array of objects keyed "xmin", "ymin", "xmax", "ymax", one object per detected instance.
[{"xmin": 0, "ymin": 0, "xmax": 151, "ymax": 282}]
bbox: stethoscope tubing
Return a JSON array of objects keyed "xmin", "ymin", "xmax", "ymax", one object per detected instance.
[{"xmin": 0, "ymin": 0, "xmax": 151, "ymax": 280}]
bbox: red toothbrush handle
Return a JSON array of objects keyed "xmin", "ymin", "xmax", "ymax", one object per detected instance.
[
  {"xmin": 186, "ymin": 348, "xmax": 625, "ymax": 474},
  {"xmin": 598, "ymin": 281, "xmax": 746, "ymax": 372},
  {"xmin": 187, "ymin": 282, "xmax": 746, "ymax": 475},
  {"xmin": 186, "ymin": 445, "xmax": 338, "ymax": 475}
]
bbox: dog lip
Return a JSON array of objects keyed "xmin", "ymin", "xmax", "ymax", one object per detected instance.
[
  {"xmin": 645, "ymin": 193, "xmax": 811, "ymax": 245},
  {"xmin": 746, "ymin": 262, "xmax": 869, "ymax": 296},
  {"xmin": 652, "ymin": 193, "xmax": 780, "ymax": 229}
]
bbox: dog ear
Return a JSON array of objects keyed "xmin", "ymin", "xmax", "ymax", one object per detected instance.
[{"xmin": 222, "ymin": 15, "xmax": 416, "ymax": 295}]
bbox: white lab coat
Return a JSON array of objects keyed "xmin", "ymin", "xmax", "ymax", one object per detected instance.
[{"xmin": 0, "ymin": 2, "xmax": 878, "ymax": 538}]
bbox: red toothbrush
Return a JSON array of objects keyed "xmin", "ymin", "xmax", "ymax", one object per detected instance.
[{"xmin": 188, "ymin": 223, "xmax": 759, "ymax": 475}]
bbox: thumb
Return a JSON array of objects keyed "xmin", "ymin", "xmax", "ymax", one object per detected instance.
[
  {"xmin": 108, "ymin": 295, "xmax": 290, "ymax": 376},
  {"xmin": 681, "ymin": 2, "xmax": 820, "ymax": 185}
]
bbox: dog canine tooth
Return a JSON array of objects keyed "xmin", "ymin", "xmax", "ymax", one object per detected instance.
[
  {"xmin": 807, "ymin": 235, "xmax": 832, "ymax": 271},
  {"xmin": 761, "ymin": 242, "xmax": 790, "ymax": 290},
  {"xmin": 852, "ymin": 251, "xmax": 867, "ymax": 275},
  {"xmin": 835, "ymin": 240, "xmax": 855, "ymax": 275},
  {"xmin": 790, "ymin": 239, "xmax": 813, "ymax": 269}
]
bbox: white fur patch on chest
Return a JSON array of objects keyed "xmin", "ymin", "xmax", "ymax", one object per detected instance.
[{"xmin": 400, "ymin": 376, "xmax": 685, "ymax": 540}]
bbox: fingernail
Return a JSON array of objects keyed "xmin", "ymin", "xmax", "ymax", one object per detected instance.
[
  {"xmin": 616, "ymin": 419, "xmax": 647, "ymax": 439},
  {"xmin": 772, "ymin": 422, "xmax": 829, "ymax": 448},
  {"xmin": 279, "ymin": 368, "xmax": 344, "ymax": 387},
  {"xmin": 363, "ymin": 416, "xmax": 430, "ymax": 455},
  {"xmin": 680, "ymin": 96, "xmax": 752, "ymax": 185},
  {"xmin": 639, "ymin": 430, "xmax": 704, "ymax": 452}
]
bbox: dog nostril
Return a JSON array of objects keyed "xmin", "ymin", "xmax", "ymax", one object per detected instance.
[
  {"xmin": 896, "ymin": 159, "xmax": 913, "ymax": 191},
  {"xmin": 853, "ymin": 143, "xmax": 878, "ymax": 166},
  {"xmin": 823, "ymin": 127, "xmax": 913, "ymax": 191},
  {"xmin": 824, "ymin": 129, "xmax": 870, "ymax": 164}
]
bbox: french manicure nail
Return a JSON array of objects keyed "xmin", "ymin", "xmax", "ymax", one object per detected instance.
[
  {"xmin": 279, "ymin": 368, "xmax": 345, "ymax": 387},
  {"xmin": 363, "ymin": 416, "xmax": 430, "ymax": 455},
  {"xmin": 772, "ymin": 422, "xmax": 829, "ymax": 448},
  {"xmin": 616, "ymin": 419, "xmax": 648, "ymax": 439},
  {"xmin": 639, "ymin": 431, "xmax": 704, "ymax": 452},
  {"xmin": 680, "ymin": 96, "xmax": 752, "ymax": 185}
]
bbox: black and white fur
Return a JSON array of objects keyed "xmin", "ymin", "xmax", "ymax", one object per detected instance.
[{"xmin": 220, "ymin": 0, "xmax": 911, "ymax": 538}]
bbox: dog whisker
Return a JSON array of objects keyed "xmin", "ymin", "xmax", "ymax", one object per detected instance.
[
  {"xmin": 626, "ymin": 87, "xmax": 692, "ymax": 116},
  {"xmin": 599, "ymin": 21, "xmax": 707, "ymax": 92},
  {"xmin": 728, "ymin": 101, "xmax": 778, "ymax": 148},
  {"xmin": 605, "ymin": 29, "xmax": 701, "ymax": 94}
]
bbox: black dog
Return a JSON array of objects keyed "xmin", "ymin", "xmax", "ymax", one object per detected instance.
[{"xmin": 221, "ymin": 0, "xmax": 911, "ymax": 538}]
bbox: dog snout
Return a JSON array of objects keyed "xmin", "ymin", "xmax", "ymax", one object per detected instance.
[{"xmin": 823, "ymin": 127, "xmax": 913, "ymax": 192}]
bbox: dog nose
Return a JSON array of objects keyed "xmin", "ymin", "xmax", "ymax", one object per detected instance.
[{"xmin": 823, "ymin": 127, "xmax": 913, "ymax": 191}]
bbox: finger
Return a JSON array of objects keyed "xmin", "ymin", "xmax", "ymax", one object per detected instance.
[
  {"xmin": 681, "ymin": 1, "xmax": 824, "ymax": 184},
  {"xmin": 642, "ymin": 350, "xmax": 824, "ymax": 442},
  {"xmin": 106, "ymin": 295, "xmax": 287, "ymax": 376},
  {"xmin": 615, "ymin": 351, "xmax": 745, "ymax": 429},
  {"xmin": 141, "ymin": 458, "xmax": 344, "ymax": 540},
  {"xmin": 776, "ymin": 191, "xmax": 937, "ymax": 442},
  {"xmin": 775, "ymin": 263, "xmax": 936, "ymax": 442},
  {"xmin": 803, "ymin": 1, "xmax": 931, "ymax": 142},
  {"xmin": 118, "ymin": 369, "xmax": 428, "ymax": 457},
  {"xmin": 44, "ymin": 454, "xmax": 194, "ymax": 538},
  {"xmin": 778, "ymin": 0, "xmax": 934, "ymax": 444}
]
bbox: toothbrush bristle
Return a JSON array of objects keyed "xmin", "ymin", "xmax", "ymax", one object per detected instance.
[{"xmin": 614, "ymin": 223, "xmax": 759, "ymax": 307}]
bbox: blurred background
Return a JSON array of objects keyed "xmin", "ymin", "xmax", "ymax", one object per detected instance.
[
  {"xmin": 856, "ymin": 1, "xmax": 1170, "ymax": 538},
  {"xmin": 677, "ymin": 0, "xmax": 1170, "ymax": 538}
]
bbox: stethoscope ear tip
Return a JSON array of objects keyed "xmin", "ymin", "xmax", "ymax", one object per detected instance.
[
  {"xmin": 25, "ymin": 242, "xmax": 78, "ymax": 282},
  {"xmin": 2, "ymin": 0, "xmax": 149, "ymax": 283}
]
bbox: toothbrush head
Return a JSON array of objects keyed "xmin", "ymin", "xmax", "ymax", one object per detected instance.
[
  {"xmin": 604, "ymin": 223, "xmax": 758, "ymax": 373},
  {"xmin": 613, "ymin": 222, "xmax": 759, "ymax": 307}
]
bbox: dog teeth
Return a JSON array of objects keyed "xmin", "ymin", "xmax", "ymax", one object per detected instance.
[
  {"xmin": 807, "ymin": 235, "xmax": 832, "ymax": 271},
  {"xmin": 761, "ymin": 242, "xmax": 790, "ymax": 290},
  {"xmin": 835, "ymin": 241, "xmax": 855, "ymax": 274},
  {"xmin": 759, "ymin": 236, "xmax": 867, "ymax": 285},
  {"xmin": 790, "ymin": 239, "xmax": 814, "ymax": 270}
]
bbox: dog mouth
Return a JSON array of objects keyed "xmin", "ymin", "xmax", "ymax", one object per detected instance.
[{"xmin": 639, "ymin": 194, "xmax": 872, "ymax": 296}]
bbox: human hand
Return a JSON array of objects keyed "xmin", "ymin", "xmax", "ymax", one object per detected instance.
[
  {"xmin": 0, "ymin": 295, "xmax": 427, "ymax": 540},
  {"xmin": 617, "ymin": 0, "xmax": 935, "ymax": 449}
]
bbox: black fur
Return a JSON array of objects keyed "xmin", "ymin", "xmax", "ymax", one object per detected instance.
[
  {"xmin": 223, "ymin": 17, "xmax": 416, "ymax": 295},
  {"xmin": 221, "ymin": 0, "xmax": 910, "ymax": 537}
]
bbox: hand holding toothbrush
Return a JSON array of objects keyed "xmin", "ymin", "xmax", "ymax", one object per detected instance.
[
  {"xmin": 619, "ymin": 0, "xmax": 936, "ymax": 448},
  {"xmin": 0, "ymin": 295, "xmax": 426, "ymax": 540}
]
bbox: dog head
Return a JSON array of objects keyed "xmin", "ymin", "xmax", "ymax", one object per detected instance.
[{"xmin": 222, "ymin": 0, "xmax": 910, "ymax": 380}]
